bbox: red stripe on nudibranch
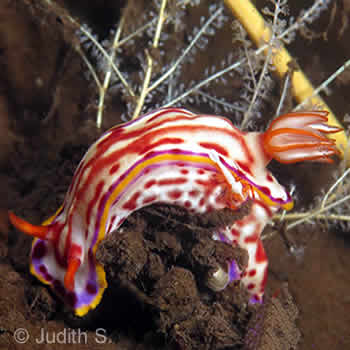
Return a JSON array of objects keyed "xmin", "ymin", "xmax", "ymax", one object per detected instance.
[
  {"xmin": 107, "ymin": 215, "xmax": 116, "ymax": 233},
  {"xmin": 96, "ymin": 126, "xmax": 125, "ymax": 151},
  {"xmin": 260, "ymin": 268, "xmax": 268, "ymax": 291},
  {"xmin": 167, "ymin": 190, "xmax": 182, "ymax": 200},
  {"xmin": 195, "ymin": 179, "xmax": 211, "ymax": 186},
  {"xmin": 260, "ymin": 186, "xmax": 271, "ymax": 196},
  {"xmin": 68, "ymin": 108, "xmax": 254, "ymax": 211},
  {"xmin": 68, "ymin": 244, "xmax": 82, "ymax": 259},
  {"xmin": 189, "ymin": 190, "xmax": 200, "ymax": 197},
  {"xmin": 50, "ymin": 222, "xmax": 65, "ymax": 268},
  {"xmin": 184, "ymin": 200, "xmax": 192, "ymax": 208},
  {"xmin": 63, "ymin": 215, "xmax": 74, "ymax": 264},
  {"xmin": 248, "ymin": 269, "xmax": 257, "ymax": 277},
  {"xmin": 247, "ymin": 283, "xmax": 255, "ymax": 290},
  {"xmin": 206, "ymin": 204, "xmax": 214, "ymax": 212},
  {"xmin": 96, "ymin": 118, "xmax": 196, "ymax": 159},
  {"xmin": 122, "ymin": 192, "xmax": 141, "ymax": 211},
  {"xmin": 137, "ymin": 137, "xmax": 184, "ymax": 155},
  {"xmin": 75, "ymin": 158, "xmax": 108, "ymax": 203},
  {"xmin": 266, "ymin": 173, "xmax": 274, "ymax": 182},
  {"xmin": 142, "ymin": 195, "xmax": 157, "ymax": 204},
  {"xmin": 255, "ymin": 239, "xmax": 267, "ymax": 263},
  {"xmin": 198, "ymin": 142, "xmax": 229, "ymax": 157},
  {"xmin": 146, "ymin": 108, "xmax": 195, "ymax": 124},
  {"xmin": 86, "ymin": 181, "xmax": 105, "ymax": 227},
  {"xmin": 244, "ymin": 233, "xmax": 259, "ymax": 244},
  {"xmin": 109, "ymin": 163, "xmax": 120, "ymax": 175},
  {"xmin": 236, "ymin": 160, "xmax": 253, "ymax": 176},
  {"xmin": 158, "ymin": 178, "xmax": 187, "ymax": 186},
  {"xmin": 79, "ymin": 123, "xmax": 240, "ymax": 179},
  {"xmin": 144, "ymin": 179, "xmax": 157, "ymax": 189},
  {"xmin": 71, "ymin": 118, "xmax": 249, "ymax": 206},
  {"xmin": 230, "ymin": 228, "xmax": 240, "ymax": 237}
]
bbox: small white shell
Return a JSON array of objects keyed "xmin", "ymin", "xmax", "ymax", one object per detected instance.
[{"xmin": 206, "ymin": 266, "xmax": 229, "ymax": 291}]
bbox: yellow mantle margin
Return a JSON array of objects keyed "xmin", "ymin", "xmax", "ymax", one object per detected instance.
[{"xmin": 224, "ymin": 0, "xmax": 348, "ymax": 160}]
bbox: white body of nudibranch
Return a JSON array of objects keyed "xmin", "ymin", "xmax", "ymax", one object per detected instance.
[{"xmin": 9, "ymin": 108, "xmax": 341, "ymax": 316}]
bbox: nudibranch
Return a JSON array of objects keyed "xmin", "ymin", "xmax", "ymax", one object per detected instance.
[{"xmin": 9, "ymin": 108, "xmax": 341, "ymax": 316}]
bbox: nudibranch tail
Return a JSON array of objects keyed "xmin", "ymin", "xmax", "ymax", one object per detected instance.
[
  {"xmin": 8, "ymin": 211, "xmax": 50, "ymax": 240},
  {"xmin": 262, "ymin": 111, "xmax": 342, "ymax": 164}
]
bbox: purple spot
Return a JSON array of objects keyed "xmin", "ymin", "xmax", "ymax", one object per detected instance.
[
  {"xmin": 86, "ymin": 282, "xmax": 97, "ymax": 295},
  {"xmin": 218, "ymin": 232, "xmax": 230, "ymax": 244},
  {"xmin": 38, "ymin": 265, "xmax": 53, "ymax": 282},
  {"xmin": 249, "ymin": 295, "xmax": 263, "ymax": 304},
  {"xmin": 32, "ymin": 241, "xmax": 47, "ymax": 260},
  {"xmin": 228, "ymin": 260, "xmax": 241, "ymax": 282},
  {"xmin": 39, "ymin": 265, "xmax": 47, "ymax": 274},
  {"xmin": 45, "ymin": 274, "xmax": 53, "ymax": 282}
]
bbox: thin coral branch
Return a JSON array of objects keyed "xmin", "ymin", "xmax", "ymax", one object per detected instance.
[
  {"xmin": 320, "ymin": 168, "xmax": 350, "ymax": 210},
  {"xmin": 277, "ymin": 194, "xmax": 350, "ymax": 230},
  {"xmin": 133, "ymin": 50, "xmax": 154, "ymax": 119},
  {"xmin": 275, "ymin": 69, "xmax": 291, "ymax": 117},
  {"xmin": 281, "ymin": 0, "xmax": 332, "ymax": 41},
  {"xmin": 241, "ymin": 0, "xmax": 283, "ymax": 129},
  {"xmin": 164, "ymin": 1, "xmax": 334, "ymax": 112},
  {"xmin": 196, "ymin": 91, "xmax": 246, "ymax": 112},
  {"xmin": 163, "ymin": 56, "xmax": 246, "ymax": 107},
  {"xmin": 97, "ymin": 16, "xmax": 125, "ymax": 128},
  {"xmin": 273, "ymin": 211, "xmax": 350, "ymax": 224},
  {"xmin": 132, "ymin": 0, "xmax": 168, "ymax": 119},
  {"xmin": 75, "ymin": 46, "xmax": 102, "ymax": 91},
  {"xmin": 270, "ymin": 164, "xmax": 350, "ymax": 231},
  {"xmin": 118, "ymin": 18, "xmax": 157, "ymax": 47},
  {"xmin": 294, "ymin": 58, "xmax": 350, "ymax": 112},
  {"xmin": 118, "ymin": 0, "xmax": 190, "ymax": 47},
  {"xmin": 224, "ymin": 0, "xmax": 347, "ymax": 155},
  {"xmin": 235, "ymin": 21, "xmax": 258, "ymax": 91},
  {"xmin": 78, "ymin": 24, "xmax": 135, "ymax": 100},
  {"xmin": 148, "ymin": 6, "xmax": 223, "ymax": 93}
]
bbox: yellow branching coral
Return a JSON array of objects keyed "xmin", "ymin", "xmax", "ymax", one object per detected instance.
[{"xmin": 224, "ymin": 0, "xmax": 348, "ymax": 159}]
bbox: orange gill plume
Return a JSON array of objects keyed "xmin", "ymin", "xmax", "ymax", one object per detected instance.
[{"xmin": 262, "ymin": 111, "xmax": 342, "ymax": 164}]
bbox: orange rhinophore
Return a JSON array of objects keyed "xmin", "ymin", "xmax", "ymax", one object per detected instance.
[{"xmin": 8, "ymin": 211, "xmax": 49, "ymax": 240}]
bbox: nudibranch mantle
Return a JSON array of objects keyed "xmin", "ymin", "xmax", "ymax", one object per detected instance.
[{"xmin": 9, "ymin": 108, "xmax": 341, "ymax": 316}]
